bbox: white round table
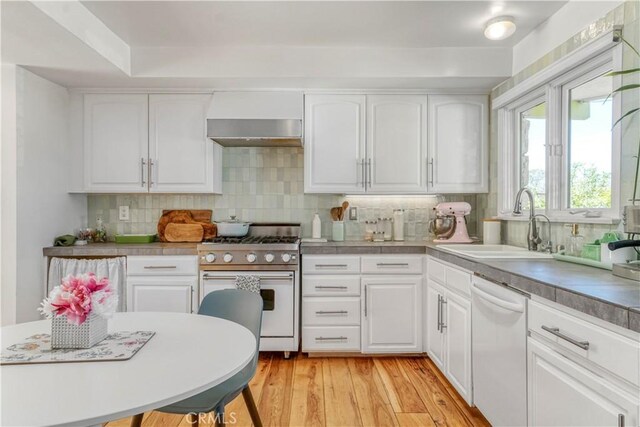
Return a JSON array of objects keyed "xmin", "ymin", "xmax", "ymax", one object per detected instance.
[{"xmin": 1, "ymin": 312, "xmax": 256, "ymax": 427}]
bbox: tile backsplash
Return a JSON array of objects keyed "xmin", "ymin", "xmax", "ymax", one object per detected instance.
[{"xmin": 88, "ymin": 147, "xmax": 478, "ymax": 241}]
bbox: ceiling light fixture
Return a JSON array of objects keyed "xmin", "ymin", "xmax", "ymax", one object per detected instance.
[{"xmin": 484, "ymin": 16, "xmax": 516, "ymax": 40}]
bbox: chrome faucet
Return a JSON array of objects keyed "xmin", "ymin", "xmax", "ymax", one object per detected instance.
[{"xmin": 513, "ymin": 188, "xmax": 539, "ymax": 251}]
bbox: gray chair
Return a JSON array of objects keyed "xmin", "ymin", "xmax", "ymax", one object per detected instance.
[{"xmin": 130, "ymin": 289, "xmax": 263, "ymax": 427}]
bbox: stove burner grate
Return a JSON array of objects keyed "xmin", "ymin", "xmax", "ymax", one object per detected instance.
[{"xmin": 208, "ymin": 235, "xmax": 299, "ymax": 244}]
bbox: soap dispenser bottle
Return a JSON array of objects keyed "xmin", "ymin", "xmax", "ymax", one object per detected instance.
[{"xmin": 567, "ymin": 224, "xmax": 584, "ymax": 257}]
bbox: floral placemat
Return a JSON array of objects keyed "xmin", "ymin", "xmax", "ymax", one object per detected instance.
[{"xmin": 1, "ymin": 331, "xmax": 155, "ymax": 365}]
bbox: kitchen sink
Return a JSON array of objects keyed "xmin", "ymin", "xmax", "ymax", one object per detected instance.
[{"xmin": 436, "ymin": 244, "xmax": 553, "ymax": 259}]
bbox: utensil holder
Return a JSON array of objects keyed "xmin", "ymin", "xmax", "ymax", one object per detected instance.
[
  {"xmin": 51, "ymin": 313, "xmax": 108, "ymax": 349},
  {"xmin": 332, "ymin": 221, "xmax": 345, "ymax": 242}
]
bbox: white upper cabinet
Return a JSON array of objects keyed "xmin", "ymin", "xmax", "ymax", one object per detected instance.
[
  {"xmin": 304, "ymin": 94, "xmax": 366, "ymax": 194},
  {"xmin": 304, "ymin": 93, "xmax": 488, "ymax": 194},
  {"xmin": 428, "ymin": 95, "xmax": 488, "ymax": 193},
  {"xmin": 149, "ymin": 94, "xmax": 219, "ymax": 193},
  {"xmin": 367, "ymin": 95, "xmax": 428, "ymax": 193},
  {"xmin": 80, "ymin": 93, "xmax": 221, "ymax": 194},
  {"xmin": 84, "ymin": 94, "xmax": 149, "ymax": 193}
]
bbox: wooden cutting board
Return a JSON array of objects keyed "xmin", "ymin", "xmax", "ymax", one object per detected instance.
[
  {"xmin": 164, "ymin": 223, "xmax": 204, "ymax": 242},
  {"xmin": 157, "ymin": 210, "xmax": 213, "ymax": 242},
  {"xmin": 161, "ymin": 210, "xmax": 212, "ymax": 222}
]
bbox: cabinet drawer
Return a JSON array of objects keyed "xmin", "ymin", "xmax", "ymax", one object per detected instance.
[
  {"xmin": 302, "ymin": 326, "xmax": 361, "ymax": 351},
  {"xmin": 303, "ymin": 297, "xmax": 360, "ymax": 326},
  {"xmin": 529, "ymin": 300, "xmax": 640, "ymax": 386},
  {"xmin": 445, "ymin": 265, "xmax": 471, "ymax": 297},
  {"xmin": 302, "ymin": 275, "xmax": 360, "ymax": 297},
  {"xmin": 127, "ymin": 256, "xmax": 198, "ymax": 276},
  {"xmin": 302, "ymin": 256, "xmax": 360, "ymax": 274},
  {"xmin": 361, "ymin": 256, "xmax": 423, "ymax": 274},
  {"xmin": 427, "ymin": 257, "xmax": 446, "ymax": 283}
]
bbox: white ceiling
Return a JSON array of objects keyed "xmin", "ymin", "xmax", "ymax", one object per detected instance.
[
  {"xmin": 2, "ymin": 1, "xmax": 572, "ymax": 90},
  {"xmin": 81, "ymin": 1, "xmax": 566, "ymax": 48}
]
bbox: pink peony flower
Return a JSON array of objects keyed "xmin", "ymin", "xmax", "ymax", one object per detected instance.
[{"xmin": 39, "ymin": 273, "xmax": 118, "ymax": 325}]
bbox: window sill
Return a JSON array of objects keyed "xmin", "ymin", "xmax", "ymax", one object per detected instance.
[{"xmin": 496, "ymin": 214, "xmax": 620, "ymax": 225}]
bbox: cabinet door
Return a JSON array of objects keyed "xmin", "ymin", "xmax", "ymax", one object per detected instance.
[
  {"xmin": 361, "ymin": 276, "xmax": 422, "ymax": 353},
  {"xmin": 304, "ymin": 94, "xmax": 366, "ymax": 193},
  {"xmin": 443, "ymin": 290, "xmax": 473, "ymax": 404},
  {"xmin": 428, "ymin": 95, "xmax": 488, "ymax": 193},
  {"xmin": 127, "ymin": 277, "xmax": 196, "ymax": 313},
  {"xmin": 528, "ymin": 338, "xmax": 639, "ymax": 427},
  {"xmin": 84, "ymin": 94, "xmax": 149, "ymax": 192},
  {"xmin": 426, "ymin": 279, "xmax": 445, "ymax": 370},
  {"xmin": 367, "ymin": 95, "xmax": 428, "ymax": 193},
  {"xmin": 149, "ymin": 94, "xmax": 221, "ymax": 193}
]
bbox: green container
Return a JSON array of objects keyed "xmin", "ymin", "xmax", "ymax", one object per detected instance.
[
  {"xmin": 581, "ymin": 244, "xmax": 601, "ymax": 261},
  {"xmin": 115, "ymin": 234, "xmax": 157, "ymax": 244}
]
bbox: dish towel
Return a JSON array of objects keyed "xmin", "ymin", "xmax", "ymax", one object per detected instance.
[
  {"xmin": 47, "ymin": 257, "xmax": 126, "ymax": 312},
  {"xmin": 235, "ymin": 275, "xmax": 261, "ymax": 294}
]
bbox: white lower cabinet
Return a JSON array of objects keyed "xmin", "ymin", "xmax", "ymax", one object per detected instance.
[
  {"xmin": 425, "ymin": 257, "xmax": 473, "ymax": 405},
  {"xmin": 361, "ymin": 276, "xmax": 422, "ymax": 353},
  {"xmin": 126, "ymin": 256, "xmax": 198, "ymax": 313},
  {"xmin": 127, "ymin": 277, "xmax": 196, "ymax": 313},
  {"xmin": 302, "ymin": 254, "xmax": 422, "ymax": 354},
  {"xmin": 529, "ymin": 337, "xmax": 639, "ymax": 427}
]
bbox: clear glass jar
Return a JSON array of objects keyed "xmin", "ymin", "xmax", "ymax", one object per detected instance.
[
  {"xmin": 364, "ymin": 220, "xmax": 378, "ymax": 241},
  {"xmin": 379, "ymin": 218, "xmax": 393, "ymax": 241},
  {"xmin": 372, "ymin": 231, "xmax": 385, "ymax": 242}
]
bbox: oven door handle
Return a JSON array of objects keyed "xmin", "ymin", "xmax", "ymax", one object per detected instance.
[{"xmin": 201, "ymin": 273, "xmax": 294, "ymax": 281}]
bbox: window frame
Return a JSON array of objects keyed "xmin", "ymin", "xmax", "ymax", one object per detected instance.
[{"xmin": 496, "ymin": 37, "xmax": 622, "ymax": 224}]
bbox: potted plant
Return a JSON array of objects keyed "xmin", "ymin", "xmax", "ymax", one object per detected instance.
[{"xmin": 39, "ymin": 273, "xmax": 118, "ymax": 349}]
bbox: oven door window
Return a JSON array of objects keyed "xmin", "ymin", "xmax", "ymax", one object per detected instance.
[{"xmin": 260, "ymin": 289, "xmax": 275, "ymax": 311}]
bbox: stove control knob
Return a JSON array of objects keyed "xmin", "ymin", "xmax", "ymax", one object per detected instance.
[
  {"xmin": 204, "ymin": 253, "xmax": 216, "ymax": 263},
  {"xmin": 281, "ymin": 253, "xmax": 292, "ymax": 263},
  {"xmin": 223, "ymin": 253, "xmax": 233, "ymax": 263},
  {"xmin": 264, "ymin": 253, "xmax": 275, "ymax": 263},
  {"xmin": 246, "ymin": 253, "xmax": 257, "ymax": 263}
]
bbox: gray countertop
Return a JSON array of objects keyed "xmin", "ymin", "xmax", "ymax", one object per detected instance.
[
  {"xmin": 43, "ymin": 242, "xmax": 199, "ymax": 256},
  {"xmin": 43, "ymin": 240, "xmax": 640, "ymax": 332},
  {"xmin": 302, "ymin": 240, "xmax": 640, "ymax": 332}
]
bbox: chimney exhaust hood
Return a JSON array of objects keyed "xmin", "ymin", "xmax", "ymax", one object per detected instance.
[{"xmin": 207, "ymin": 92, "xmax": 303, "ymax": 147}]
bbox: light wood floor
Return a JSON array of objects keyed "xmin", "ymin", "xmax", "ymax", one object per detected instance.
[{"xmin": 106, "ymin": 353, "xmax": 489, "ymax": 427}]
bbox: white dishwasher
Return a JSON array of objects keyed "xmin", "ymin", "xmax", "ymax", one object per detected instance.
[{"xmin": 471, "ymin": 275, "xmax": 528, "ymax": 427}]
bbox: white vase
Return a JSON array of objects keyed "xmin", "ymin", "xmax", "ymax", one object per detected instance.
[{"xmin": 51, "ymin": 313, "xmax": 108, "ymax": 349}]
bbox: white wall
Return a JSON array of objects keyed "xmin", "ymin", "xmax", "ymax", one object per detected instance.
[
  {"xmin": 512, "ymin": 0, "xmax": 623, "ymax": 75},
  {"xmin": 14, "ymin": 68, "xmax": 86, "ymax": 323},
  {"xmin": 1, "ymin": 64, "xmax": 18, "ymax": 326}
]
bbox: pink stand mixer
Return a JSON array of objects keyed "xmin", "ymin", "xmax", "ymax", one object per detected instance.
[{"xmin": 430, "ymin": 202, "xmax": 473, "ymax": 243}]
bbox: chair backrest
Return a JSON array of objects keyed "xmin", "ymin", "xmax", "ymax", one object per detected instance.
[{"xmin": 198, "ymin": 289, "xmax": 263, "ymax": 374}]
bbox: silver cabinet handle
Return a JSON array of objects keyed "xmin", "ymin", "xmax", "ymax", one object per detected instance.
[
  {"xmin": 314, "ymin": 285, "xmax": 348, "ymax": 290},
  {"xmin": 367, "ymin": 158, "xmax": 372, "ymax": 188},
  {"xmin": 618, "ymin": 414, "xmax": 625, "ymax": 427},
  {"xmin": 358, "ymin": 159, "xmax": 365, "ymax": 188},
  {"xmin": 541, "ymin": 325, "xmax": 590, "ymax": 350},
  {"xmin": 376, "ymin": 263, "xmax": 410, "ymax": 268},
  {"xmin": 440, "ymin": 297, "xmax": 447, "ymax": 332},
  {"xmin": 315, "ymin": 264, "xmax": 348, "ymax": 268},
  {"xmin": 144, "ymin": 265, "xmax": 177, "ymax": 269},
  {"xmin": 140, "ymin": 158, "xmax": 146, "ymax": 187},
  {"xmin": 148, "ymin": 158, "xmax": 155, "ymax": 187},
  {"xmin": 364, "ymin": 284, "xmax": 368, "ymax": 317},
  {"xmin": 315, "ymin": 336, "xmax": 347, "ymax": 341},
  {"xmin": 315, "ymin": 310, "xmax": 348, "ymax": 315},
  {"xmin": 437, "ymin": 294, "xmax": 441, "ymax": 332},
  {"xmin": 428, "ymin": 158, "xmax": 434, "ymax": 186}
]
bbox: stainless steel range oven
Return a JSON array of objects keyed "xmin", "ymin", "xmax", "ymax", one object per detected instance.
[{"xmin": 197, "ymin": 224, "xmax": 300, "ymax": 358}]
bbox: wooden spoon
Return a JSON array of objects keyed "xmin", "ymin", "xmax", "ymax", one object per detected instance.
[
  {"xmin": 341, "ymin": 201, "xmax": 349, "ymax": 220},
  {"xmin": 330, "ymin": 207, "xmax": 340, "ymax": 221}
]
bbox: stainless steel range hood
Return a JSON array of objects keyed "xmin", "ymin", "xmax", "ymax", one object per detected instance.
[
  {"xmin": 207, "ymin": 118, "xmax": 302, "ymax": 147},
  {"xmin": 207, "ymin": 92, "xmax": 303, "ymax": 147}
]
